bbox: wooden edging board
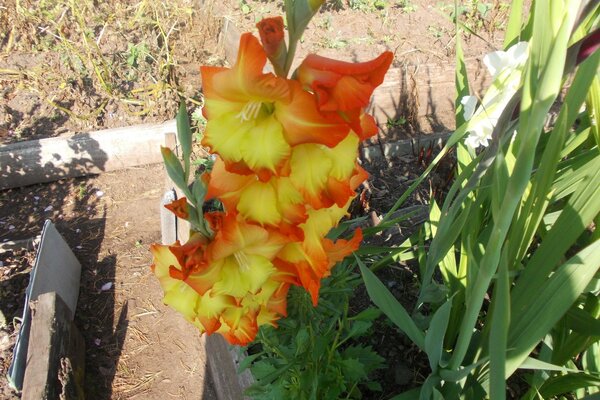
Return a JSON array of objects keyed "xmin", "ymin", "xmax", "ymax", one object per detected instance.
[
  {"xmin": 0, "ymin": 120, "xmax": 177, "ymax": 190},
  {"xmin": 8, "ymin": 220, "xmax": 82, "ymax": 392}
]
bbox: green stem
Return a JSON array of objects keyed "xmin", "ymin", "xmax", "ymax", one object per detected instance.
[{"xmin": 284, "ymin": 35, "xmax": 299, "ymax": 78}]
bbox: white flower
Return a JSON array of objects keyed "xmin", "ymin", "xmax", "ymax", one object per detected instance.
[
  {"xmin": 465, "ymin": 117, "xmax": 496, "ymax": 149},
  {"xmin": 483, "ymin": 42, "xmax": 529, "ymax": 78},
  {"xmin": 461, "ymin": 95, "xmax": 478, "ymax": 121},
  {"xmin": 463, "ymin": 42, "xmax": 529, "ymax": 150}
]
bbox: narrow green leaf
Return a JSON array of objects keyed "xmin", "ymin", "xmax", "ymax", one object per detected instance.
[
  {"xmin": 519, "ymin": 357, "xmax": 583, "ymax": 373},
  {"xmin": 348, "ymin": 307, "xmax": 382, "ymax": 322},
  {"xmin": 509, "ymin": 103, "xmax": 570, "ymax": 266},
  {"xmin": 511, "ymin": 157, "xmax": 600, "ymax": 310},
  {"xmin": 489, "ymin": 251, "xmax": 510, "ymax": 400},
  {"xmin": 503, "ymin": 0, "xmax": 524, "ymax": 48},
  {"xmin": 439, "ymin": 357, "xmax": 488, "ymax": 382},
  {"xmin": 191, "ymin": 177, "xmax": 207, "ymax": 210},
  {"xmin": 583, "ymin": 342, "xmax": 600, "ymax": 373},
  {"xmin": 586, "ymin": 75, "xmax": 600, "ymax": 147},
  {"xmin": 425, "ymin": 297, "xmax": 453, "ymax": 373},
  {"xmin": 388, "ymin": 387, "xmax": 422, "ymax": 400},
  {"xmin": 419, "ymin": 375, "xmax": 442, "ymax": 400},
  {"xmin": 539, "ymin": 373, "xmax": 600, "ymax": 398},
  {"xmin": 564, "ymin": 306, "xmax": 600, "ymax": 336},
  {"xmin": 552, "ymin": 149, "xmax": 599, "ymax": 201},
  {"xmin": 455, "ymin": 34, "xmax": 470, "ymax": 127},
  {"xmin": 176, "ymin": 101, "xmax": 193, "ymax": 181},
  {"xmin": 507, "ymin": 241, "xmax": 600, "ymax": 376},
  {"xmin": 161, "ymin": 146, "xmax": 192, "ymax": 199},
  {"xmin": 357, "ymin": 256, "xmax": 425, "ymax": 350}
]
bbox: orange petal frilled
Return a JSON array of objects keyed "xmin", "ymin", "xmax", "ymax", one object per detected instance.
[
  {"xmin": 164, "ymin": 197, "xmax": 189, "ymax": 220},
  {"xmin": 274, "ymin": 204, "xmax": 363, "ymax": 305},
  {"xmin": 296, "ymin": 51, "xmax": 392, "ymax": 137},
  {"xmin": 207, "ymin": 157, "xmax": 307, "ymax": 235},
  {"xmin": 288, "ymin": 132, "xmax": 369, "ymax": 209},
  {"xmin": 276, "ymin": 81, "xmax": 351, "ymax": 148},
  {"xmin": 297, "ymin": 52, "xmax": 393, "ymax": 112}
]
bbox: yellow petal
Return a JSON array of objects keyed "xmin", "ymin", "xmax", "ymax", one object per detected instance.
[
  {"xmin": 329, "ymin": 132, "xmax": 359, "ymax": 180},
  {"xmin": 212, "ymin": 255, "xmax": 276, "ymax": 297},
  {"xmin": 202, "ymin": 113, "xmax": 251, "ymax": 163},
  {"xmin": 289, "ymin": 144, "xmax": 332, "ymax": 201},
  {"xmin": 151, "ymin": 244, "xmax": 201, "ymax": 321},
  {"xmin": 237, "ymin": 181, "xmax": 282, "ymax": 226},
  {"xmin": 162, "ymin": 282, "xmax": 201, "ymax": 322},
  {"xmin": 241, "ymin": 115, "xmax": 290, "ymax": 174}
]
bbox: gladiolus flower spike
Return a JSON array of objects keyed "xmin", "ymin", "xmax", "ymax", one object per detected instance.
[{"xmin": 151, "ymin": 9, "xmax": 393, "ymax": 346}]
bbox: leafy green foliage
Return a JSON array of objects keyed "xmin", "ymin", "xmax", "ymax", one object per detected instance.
[
  {"xmin": 359, "ymin": 1, "xmax": 600, "ymax": 398},
  {"xmin": 245, "ymin": 261, "xmax": 384, "ymax": 399}
]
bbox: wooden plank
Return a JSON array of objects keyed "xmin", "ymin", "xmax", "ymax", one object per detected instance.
[
  {"xmin": 205, "ymin": 335, "xmax": 247, "ymax": 400},
  {"xmin": 8, "ymin": 220, "xmax": 82, "ymax": 391},
  {"xmin": 368, "ymin": 62, "xmax": 490, "ymax": 141},
  {"xmin": 0, "ymin": 120, "xmax": 177, "ymax": 190},
  {"xmin": 361, "ymin": 131, "xmax": 451, "ymax": 161},
  {"xmin": 21, "ymin": 292, "xmax": 85, "ymax": 400}
]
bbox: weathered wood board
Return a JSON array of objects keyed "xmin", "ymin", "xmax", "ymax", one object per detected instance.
[
  {"xmin": 0, "ymin": 120, "xmax": 176, "ymax": 190},
  {"xmin": 21, "ymin": 292, "xmax": 85, "ymax": 400},
  {"xmin": 8, "ymin": 221, "xmax": 82, "ymax": 391}
]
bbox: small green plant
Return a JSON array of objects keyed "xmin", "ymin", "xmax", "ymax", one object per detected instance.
[
  {"xmin": 322, "ymin": 37, "xmax": 348, "ymax": 49},
  {"xmin": 443, "ymin": 0, "xmax": 511, "ymax": 36},
  {"xmin": 244, "ymin": 259, "xmax": 384, "ymax": 399},
  {"xmin": 125, "ymin": 43, "xmax": 150, "ymax": 68},
  {"xmin": 76, "ymin": 183, "xmax": 87, "ymax": 200},
  {"xmin": 239, "ymin": 0, "xmax": 253, "ymax": 14},
  {"xmin": 191, "ymin": 105, "xmax": 207, "ymax": 129},
  {"xmin": 427, "ymin": 25, "xmax": 444, "ymax": 38},
  {"xmin": 397, "ymin": 0, "xmax": 416, "ymax": 13},
  {"xmin": 373, "ymin": 0, "xmax": 387, "ymax": 10},
  {"xmin": 386, "ymin": 116, "xmax": 407, "ymax": 129},
  {"xmin": 347, "ymin": 0, "xmax": 386, "ymax": 12}
]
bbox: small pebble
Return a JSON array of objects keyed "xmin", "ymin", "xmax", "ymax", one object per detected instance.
[
  {"xmin": 8, "ymin": 225, "xmax": 15, "ymax": 230},
  {"xmin": 96, "ymin": 190, "xmax": 104, "ymax": 197},
  {"xmin": 100, "ymin": 282, "xmax": 113, "ymax": 291},
  {"xmin": 94, "ymin": 338, "xmax": 101, "ymax": 346},
  {"xmin": 44, "ymin": 205, "xmax": 53, "ymax": 212},
  {"xmin": 76, "ymin": 228, "xmax": 81, "ymax": 233},
  {"xmin": 34, "ymin": 196, "xmax": 40, "ymax": 201},
  {"xmin": 76, "ymin": 245, "xmax": 82, "ymax": 249}
]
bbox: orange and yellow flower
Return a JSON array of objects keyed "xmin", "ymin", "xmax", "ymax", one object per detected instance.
[
  {"xmin": 201, "ymin": 33, "xmax": 351, "ymax": 181},
  {"xmin": 152, "ymin": 19, "xmax": 393, "ymax": 346},
  {"xmin": 150, "ymin": 214, "xmax": 295, "ymax": 345}
]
